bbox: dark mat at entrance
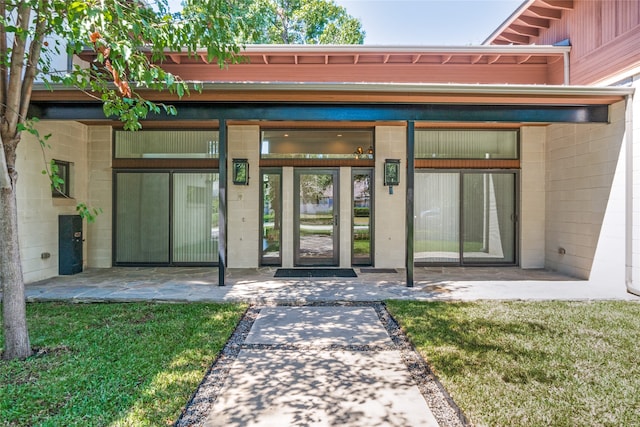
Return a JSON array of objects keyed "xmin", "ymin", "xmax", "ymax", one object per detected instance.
[
  {"xmin": 274, "ymin": 268, "xmax": 357, "ymax": 278},
  {"xmin": 360, "ymin": 268, "xmax": 398, "ymax": 273}
]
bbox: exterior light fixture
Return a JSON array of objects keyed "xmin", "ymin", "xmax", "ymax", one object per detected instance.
[
  {"xmin": 384, "ymin": 159, "xmax": 400, "ymax": 194},
  {"xmin": 232, "ymin": 158, "xmax": 249, "ymax": 185}
]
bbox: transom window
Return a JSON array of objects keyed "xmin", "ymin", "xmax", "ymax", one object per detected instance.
[
  {"xmin": 261, "ymin": 129, "xmax": 374, "ymax": 160},
  {"xmin": 115, "ymin": 130, "xmax": 219, "ymax": 159},
  {"xmin": 415, "ymin": 129, "xmax": 518, "ymax": 159}
]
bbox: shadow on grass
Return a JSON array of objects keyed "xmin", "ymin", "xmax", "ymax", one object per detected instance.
[
  {"xmin": 0, "ymin": 302, "xmax": 246, "ymax": 426},
  {"xmin": 385, "ymin": 300, "xmax": 640, "ymax": 426}
]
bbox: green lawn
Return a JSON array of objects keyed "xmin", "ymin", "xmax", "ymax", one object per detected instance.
[
  {"xmin": 1, "ymin": 302, "xmax": 246, "ymax": 426},
  {"xmin": 386, "ymin": 301, "xmax": 640, "ymax": 427}
]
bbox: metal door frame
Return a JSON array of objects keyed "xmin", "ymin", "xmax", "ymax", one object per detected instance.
[{"xmin": 294, "ymin": 168, "xmax": 340, "ymax": 266}]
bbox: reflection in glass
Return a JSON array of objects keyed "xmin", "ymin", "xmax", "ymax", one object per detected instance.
[
  {"xmin": 262, "ymin": 130, "xmax": 373, "ymax": 159},
  {"xmin": 353, "ymin": 171, "xmax": 372, "ymax": 265},
  {"xmin": 462, "ymin": 173, "xmax": 515, "ymax": 264},
  {"xmin": 262, "ymin": 172, "xmax": 281, "ymax": 265},
  {"xmin": 414, "ymin": 173, "xmax": 460, "ymax": 263},
  {"xmin": 297, "ymin": 172, "xmax": 336, "ymax": 265}
]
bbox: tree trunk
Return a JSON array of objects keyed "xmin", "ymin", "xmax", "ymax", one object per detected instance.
[{"xmin": 1, "ymin": 135, "xmax": 31, "ymax": 360}]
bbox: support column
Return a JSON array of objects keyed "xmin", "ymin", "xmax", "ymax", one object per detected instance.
[
  {"xmin": 218, "ymin": 120, "xmax": 226, "ymax": 286},
  {"xmin": 406, "ymin": 121, "xmax": 415, "ymax": 287}
]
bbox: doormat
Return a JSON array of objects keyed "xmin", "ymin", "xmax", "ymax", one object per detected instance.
[
  {"xmin": 360, "ymin": 268, "xmax": 398, "ymax": 273},
  {"xmin": 274, "ymin": 268, "xmax": 357, "ymax": 278}
]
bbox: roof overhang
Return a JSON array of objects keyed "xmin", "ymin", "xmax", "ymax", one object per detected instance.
[
  {"xmin": 30, "ymin": 81, "xmax": 631, "ymax": 105},
  {"xmin": 29, "ymin": 82, "xmax": 631, "ymax": 124},
  {"xmin": 78, "ymin": 44, "xmax": 573, "ymax": 85},
  {"xmin": 484, "ymin": 0, "xmax": 574, "ymax": 46}
]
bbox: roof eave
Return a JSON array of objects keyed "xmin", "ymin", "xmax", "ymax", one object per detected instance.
[{"xmin": 483, "ymin": 0, "xmax": 536, "ymax": 45}]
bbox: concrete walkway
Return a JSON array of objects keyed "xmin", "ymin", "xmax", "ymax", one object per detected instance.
[
  {"xmin": 13, "ymin": 267, "xmax": 638, "ymax": 427},
  {"xmin": 20, "ymin": 266, "xmax": 639, "ymax": 303},
  {"xmin": 177, "ymin": 304, "xmax": 460, "ymax": 427}
]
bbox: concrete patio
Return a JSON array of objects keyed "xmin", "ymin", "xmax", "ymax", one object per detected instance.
[{"xmin": 20, "ymin": 266, "xmax": 639, "ymax": 303}]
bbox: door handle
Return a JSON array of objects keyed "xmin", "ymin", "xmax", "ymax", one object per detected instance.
[{"xmin": 334, "ymin": 214, "xmax": 338, "ymax": 226}]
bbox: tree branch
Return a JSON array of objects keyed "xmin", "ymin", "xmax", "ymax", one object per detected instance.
[
  {"xmin": 5, "ymin": 3, "xmax": 31, "ymax": 139},
  {"xmin": 19, "ymin": 1, "xmax": 48, "ymax": 122}
]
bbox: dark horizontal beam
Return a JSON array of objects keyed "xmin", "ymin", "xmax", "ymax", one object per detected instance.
[{"xmin": 29, "ymin": 101, "xmax": 609, "ymax": 124}]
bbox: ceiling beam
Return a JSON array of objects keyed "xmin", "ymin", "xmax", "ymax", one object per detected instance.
[
  {"xmin": 509, "ymin": 24, "xmax": 540, "ymax": 37},
  {"xmin": 540, "ymin": 0, "xmax": 574, "ymax": 10},
  {"xmin": 501, "ymin": 32, "xmax": 531, "ymax": 44},
  {"xmin": 441, "ymin": 55, "xmax": 452, "ymax": 64},
  {"xmin": 169, "ymin": 54, "xmax": 181, "ymax": 64},
  {"xmin": 529, "ymin": 6, "xmax": 563, "ymax": 19},
  {"xmin": 518, "ymin": 55, "xmax": 532, "ymax": 64},
  {"xmin": 518, "ymin": 15, "xmax": 550, "ymax": 28}
]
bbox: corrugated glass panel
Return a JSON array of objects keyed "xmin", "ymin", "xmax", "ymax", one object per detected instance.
[
  {"xmin": 115, "ymin": 130, "xmax": 219, "ymax": 158},
  {"xmin": 115, "ymin": 172, "xmax": 169, "ymax": 263},
  {"xmin": 173, "ymin": 172, "xmax": 219, "ymax": 263},
  {"xmin": 415, "ymin": 130, "xmax": 518, "ymax": 159}
]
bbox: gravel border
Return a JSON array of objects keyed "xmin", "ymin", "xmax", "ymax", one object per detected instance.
[{"xmin": 175, "ymin": 302, "xmax": 469, "ymax": 427}]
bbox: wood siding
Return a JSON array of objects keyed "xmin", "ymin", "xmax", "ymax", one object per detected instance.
[
  {"xmin": 159, "ymin": 63, "xmax": 554, "ymax": 85},
  {"xmin": 504, "ymin": 0, "xmax": 640, "ymax": 85}
]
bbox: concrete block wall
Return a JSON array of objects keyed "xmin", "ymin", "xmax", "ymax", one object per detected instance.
[
  {"xmin": 339, "ymin": 167, "xmax": 352, "ymax": 267},
  {"xmin": 86, "ymin": 126, "xmax": 113, "ymax": 268},
  {"xmin": 226, "ymin": 125, "xmax": 261, "ymax": 268},
  {"xmin": 374, "ymin": 126, "xmax": 407, "ymax": 268},
  {"xmin": 545, "ymin": 101, "xmax": 626, "ymax": 279},
  {"xmin": 520, "ymin": 126, "xmax": 546, "ymax": 268},
  {"xmin": 16, "ymin": 121, "xmax": 89, "ymax": 283}
]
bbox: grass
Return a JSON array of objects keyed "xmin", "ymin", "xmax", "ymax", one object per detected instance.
[
  {"xmin": 1, "ymin": 302, "xmax": 246, "ymax": 426},
  {"xmin": 386, "ymin": 300, "xmax": 640, "ymax": 427}
]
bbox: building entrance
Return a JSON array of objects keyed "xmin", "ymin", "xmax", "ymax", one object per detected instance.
[{"xmin": 294, "ymin": 169, "xmax": 339, "ymax": 266}]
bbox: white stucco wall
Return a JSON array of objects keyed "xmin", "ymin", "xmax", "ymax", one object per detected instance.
[
  {"xmin": 545, "ymin": 101, "xmax": 626, "ymax": 279},
  {"xmin": 16, "ymin": 121, "xmax": 89, "ymax": 283},
  {"xmin": 374, "ymin": 126, "xmax": 407, "ymax": 268}
]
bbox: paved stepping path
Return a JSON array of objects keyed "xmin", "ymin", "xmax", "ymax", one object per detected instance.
[{"xmin": 178, "ymin": 304, "xmax": 464, "ymax": 426}]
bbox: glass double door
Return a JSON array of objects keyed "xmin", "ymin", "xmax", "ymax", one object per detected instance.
[
  {"xmin": 414, "ymin": 171, "xmax": 517, "ymax": 265},
  {"xmin": 261, "ymin": 168, "xmax": 373, "ymax": 267}
]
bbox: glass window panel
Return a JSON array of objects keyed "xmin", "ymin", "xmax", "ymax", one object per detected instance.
[
  {"xmin": 261, "ymin": 130, "xmax": 374, "ymax": 159},
  {"xmin": 115, "ymin": 130, "xmax": 219, "ymax": 158},
  {"xmin": 352, "ymin": 170, "xmax": 372, "ymax": 265},
  {"xmin": 462, "ymin": 173, "xmax": 516, "ymax": 264},
  {"xmin": 414, "ymin": 172, "xmax": 460, "ymax": 263},
  {"xmin": 415, "ymin": 130, "xmax": 518, "ymax": 159},
  {"xmin": 296, "ymin": 171, "xmax": 337, "ymax": 265},
  {"xmin": 173, "ymin": 172, "xmax": 219, "ymax": 263},
  {"xmin": 115, "ymin": 172, "xmax": 170, "ymax": 263},
  {"xmin": 261, "ymin": 172, "xmax": 282, "ymax": 265}
]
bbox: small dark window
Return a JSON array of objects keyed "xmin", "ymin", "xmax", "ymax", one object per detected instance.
[{"xmin": 51, "ymin": 159, "xmax": 71, "ymax": 198}]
